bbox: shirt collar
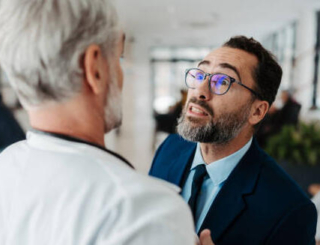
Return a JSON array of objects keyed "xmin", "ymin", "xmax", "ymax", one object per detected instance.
[
  {"xmin": 27, "ymin": 130, "xmax": 134, "ymax": 169},
  {"xmin": 190, "ymin": 138, "xmax": 253, "ymax": 186}
]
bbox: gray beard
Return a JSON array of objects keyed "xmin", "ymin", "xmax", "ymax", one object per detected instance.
[
  {"xmin": 177, "ymin": 98, "xmax": 252, "ymax": 144},
  {"xmin": 104, "ymin": 70, "xmax": 122, "ymax": 133}
]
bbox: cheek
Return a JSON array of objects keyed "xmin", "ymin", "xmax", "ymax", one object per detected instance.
[
  {"xmin": 211, "ymin": 96, "xmax": 232, "ymax": 117},
  {"xmin": 186, "ymin": 89, "xmax": 198, "ymax": 102},
  {"xmin": 116, "ymin": 62, "xmax": 123, "ymax": 89},
  {"xmin": 119, "ymin": 69, "xmax": 123, "ymax": 89}
]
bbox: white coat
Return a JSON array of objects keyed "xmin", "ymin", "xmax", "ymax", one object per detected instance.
[{"xmin": 0, "ymin": 131, "xmax": 194, "ymax": 245}]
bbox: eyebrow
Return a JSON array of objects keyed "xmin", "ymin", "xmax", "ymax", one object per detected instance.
[
  {"xmin": 198, "ymin": 60, "xmax": 210, "ymax": 67},
  {"xmin": 219, "ymin": 63, "xmax": 241, "ymax": 81},
  {"xmin": 198, "ymin": 60, "xmax": 242, "ymax": 81}
]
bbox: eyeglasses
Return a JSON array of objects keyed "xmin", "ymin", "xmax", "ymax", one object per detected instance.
[{"xmin": 185, "ymin": 68, "xmax": 262, "ymax": 99}]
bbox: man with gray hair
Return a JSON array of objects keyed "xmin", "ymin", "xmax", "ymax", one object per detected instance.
[{"xmin": 0, "ymin": 0, "xmax": 205, "ymax": 244}]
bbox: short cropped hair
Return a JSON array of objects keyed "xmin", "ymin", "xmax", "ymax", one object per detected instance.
[
  {"xmin": 0, "ymin": 0, "xmax": 121, "ymax": 108},
  {"xmin": 223, "ymin": 36, "xmax": 282, "ymax": 106}
]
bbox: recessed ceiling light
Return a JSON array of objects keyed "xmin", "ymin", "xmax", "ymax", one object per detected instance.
[{"xmin": 185, "ymin": 12, "xmax": 219, "ymax": 29}]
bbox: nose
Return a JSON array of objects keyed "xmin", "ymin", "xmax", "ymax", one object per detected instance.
[{"xmin": 195, "ymin": 76, "xmax": 212, "ymax": 101}]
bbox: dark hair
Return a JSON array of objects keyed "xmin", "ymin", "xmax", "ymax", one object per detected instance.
[{"xmin": 223, "ymin": 36, "xmax": 282, "ymax": 106}]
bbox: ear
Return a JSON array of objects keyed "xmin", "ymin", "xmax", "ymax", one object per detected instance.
[
  {"xmin": 83, "ymin": 44, "xmax": 106, "ymax": 94},
  {"xmin": 248, "ymin": 100, "xmax": 269, "ymax": 126}
]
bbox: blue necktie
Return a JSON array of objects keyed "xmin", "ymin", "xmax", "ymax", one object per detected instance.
[{"xmin": 188, "ymin": 164, "xmax": 207, "ymax": 221}]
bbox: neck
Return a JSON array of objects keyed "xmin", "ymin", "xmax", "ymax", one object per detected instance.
[
  {"xmin": 200, "ymin": 130, "xmax": 252, "ymax": 164},
  {"xmin": 28, "ymin": 96, "xmax": 106, "ymax": 147}
]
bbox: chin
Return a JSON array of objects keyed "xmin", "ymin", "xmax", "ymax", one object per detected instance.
[
  {"xmin": 186, "ymin": 115, "xmax": 211, "ymax": 126},
  {"xmin": 112, "ymin": 118, "xmax": 122, "ymax": 131},
  {"xmin": 104, "ymin": 116, "xmax": 122, "ymax": 133}
]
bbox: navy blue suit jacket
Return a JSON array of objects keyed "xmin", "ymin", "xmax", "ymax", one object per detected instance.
[
  {"xmin": 149, "ymin": 134, "xmax": 317, "ymax": 245},
  {"xmin": 0, "ymin": 101, "xmax": 25, "ymax": 150}
]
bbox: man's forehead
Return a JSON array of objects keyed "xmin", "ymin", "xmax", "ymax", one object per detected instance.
[
  {"xmin": 198, "ymin": 47, "xmax": 258, "ymax": 79},
  {"xmin": 201, "ymin": 47, "xmax": 256, "ymax": 65}
]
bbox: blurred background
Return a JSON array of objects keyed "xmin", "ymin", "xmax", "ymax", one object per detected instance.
[{"xmin": 2, "ymin": 0, "xmax": 320, "ymax": 185}]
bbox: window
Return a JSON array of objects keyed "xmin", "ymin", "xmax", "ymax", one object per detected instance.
[{"xmin": 151, "ymin": 47, "xmax": 213, "ymax": 114}]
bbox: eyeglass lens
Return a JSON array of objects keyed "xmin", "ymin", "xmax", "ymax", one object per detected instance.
[{"xmin": 186, "ymin": 69, "xmax": 231, "ymax": 95}]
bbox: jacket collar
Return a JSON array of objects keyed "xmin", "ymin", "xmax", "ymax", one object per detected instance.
[
  {"xmin": 199, "ymin": 138, "xmax": 263, "ymax": 242},
  {"xmin": 164, "ymin": 136, "xmax": 264, "ymax": 242},
  {"xmin": 167, "ymin": 141, "xmax": 197, "ymax": 188}
]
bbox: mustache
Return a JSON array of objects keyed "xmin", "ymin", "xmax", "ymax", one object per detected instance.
[{"xmin": 187, "ymin": 97, "xmax": 214, "ymax": 117}]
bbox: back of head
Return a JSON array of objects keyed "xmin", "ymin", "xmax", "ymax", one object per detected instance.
[
  {"xmin": 223, "ymin": 36, "xmax": 282, "ymax": 106},
  {"xmin": 0, "ymin": 0, "xmax": 120, "ymax": 109}
]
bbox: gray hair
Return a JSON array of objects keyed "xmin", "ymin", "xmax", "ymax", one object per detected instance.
[{"xmin": 0, "ymin": 0, "xmax": 121, "ymax": 108}]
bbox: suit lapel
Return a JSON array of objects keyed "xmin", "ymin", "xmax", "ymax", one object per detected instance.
[
  {"xmin": 199, "ymin": 139, "xmax": 263, "ymax": 242},
  {"xmin": 167, "ymin": 143, "xmax": 196, "ymax": 188}
]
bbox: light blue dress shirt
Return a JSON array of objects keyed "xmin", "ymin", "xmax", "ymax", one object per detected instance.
[{"xmin": 181, "ymin": 138, "xmax": 253, "ymax": 232}]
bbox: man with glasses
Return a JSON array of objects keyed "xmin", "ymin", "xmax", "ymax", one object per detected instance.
[{"xmin": 150, "ymin": 36, "xmax": 317, "ymax": 245}]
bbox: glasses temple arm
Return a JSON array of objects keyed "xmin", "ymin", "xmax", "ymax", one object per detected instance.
[{"xmin": 235, "ymin": 81, "xmax": 263, "ymax": 100}]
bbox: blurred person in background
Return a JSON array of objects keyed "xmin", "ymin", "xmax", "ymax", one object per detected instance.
[
  {"xmin": 274, "ymin": 89, "xmax": 301, "ymax": 131},
  {"xmin": 154, "ymin": 89, "xmax": 187, "ymax": 134},
  {"xmin": 153, "ymin": 90, "xmax": 187, "ymax": 148},
  {"xmin": 150, "ymin": 36, "xmax": 317, "ymax": 245},
  {"xmin": 0, "ymin": 0, "xmax": 217, "ymax": 244},
  {"xmin": 255, "ymin": 104, "xmax": 278, "ymax": 148},
  {"xmin": 256, "ymin": 90, "xmax": 301, "ymax": 148},
  {"xmin": 0, "ymin": 93, "xmax": 25, "ymax": 151}
]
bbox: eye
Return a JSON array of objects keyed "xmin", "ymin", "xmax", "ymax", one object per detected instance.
[
  {"xmin": 219, "ymin": 78, "xmax": 230, "ymax": 86},
  {"xmin": 211, "ymin": 74, "xmax": 230, "ymax": 87}
]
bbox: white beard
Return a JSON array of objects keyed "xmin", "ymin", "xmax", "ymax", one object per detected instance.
[{"xmin": 103, "ymin": 72, "xmax": 122, "ymax": 133}]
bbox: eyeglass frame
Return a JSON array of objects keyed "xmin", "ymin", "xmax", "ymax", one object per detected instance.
[{"xmin": 185, "ymin": 68, "xmax": 263, "ymax": 100}]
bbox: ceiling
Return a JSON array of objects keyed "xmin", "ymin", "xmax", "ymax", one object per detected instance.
[{"xmin": 115, "ymin": 0, "xmax": 320, "ymax": 48}]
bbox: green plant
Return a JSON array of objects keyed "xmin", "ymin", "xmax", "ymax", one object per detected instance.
[{"xmin": 265, "ymin": 122, "xmax": 320, "ymax": 166}]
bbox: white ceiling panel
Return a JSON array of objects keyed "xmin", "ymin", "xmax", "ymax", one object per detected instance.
[{"xmin": 115, "ymin": 0, "xmax": 320, "ymax": 47}]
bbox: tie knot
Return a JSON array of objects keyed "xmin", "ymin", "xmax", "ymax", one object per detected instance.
[{"xmin": 193, "ymin": 164, "xmax": 207, "ymax": 185}]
